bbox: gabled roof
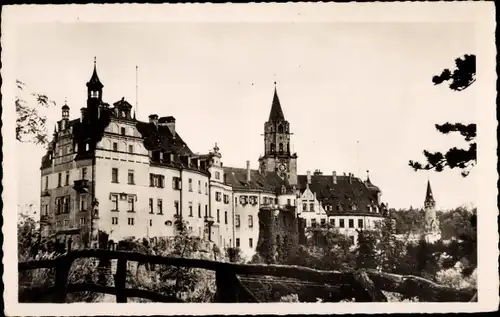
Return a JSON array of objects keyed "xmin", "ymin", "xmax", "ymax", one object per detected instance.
[
  {"xmin": 268, "ymin": 87, "xmax": 285, "ymax": 122},
  {"xmin": 223, "ymin": 167, "xmax": 292, "ymax": 193},
  {"xmin": 297, "ymin": 174, "xmax": 380, "ymax": 215},
  {"xmin": 136, "ymin": 121, "xmax": 192, "ymax": 155}
]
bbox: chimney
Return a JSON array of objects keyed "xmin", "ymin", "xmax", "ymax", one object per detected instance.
[
  {"xmin": 332, "ymin": 171, "xmax": 337, "ymax": 184},
  {"xmin": 149, "ymin": 114, "xmax": 158, "ymax": 127},
  {"xmin": 246, "ymin": 160, "xmax": 251, "ymax": 182},
  {"xmin": 166, "ymin": 116, "xmax": 176, "ymax": 138},
  {"xmin": 307, "ymin": 170, "xmax": 311, "ymax": 185}
]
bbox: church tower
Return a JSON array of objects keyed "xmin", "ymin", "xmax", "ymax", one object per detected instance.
[
  {"xmin": 258, "ymin": 84, "xmax": 298, "ymax": 185},
  {"xmin": 423, "ymin": 180, "xmax": 441, "ymax": 242}
]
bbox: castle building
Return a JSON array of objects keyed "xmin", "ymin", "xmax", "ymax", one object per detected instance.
[
  {"xmin": 423, "ymin": 180, "xmax": 441, "ymax": 243},
  {"xmin": 39, "ymin": 62, "xmax": 388, "ymax": 259}
]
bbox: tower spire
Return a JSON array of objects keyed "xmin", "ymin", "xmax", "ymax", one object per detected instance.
[
  {"xmin": 268, "ymin": 83, "xmax": 285, "ymax": 121},
  {"xmin": 425, "ymin": 179, "xmax": 435, "ymax": 203}
]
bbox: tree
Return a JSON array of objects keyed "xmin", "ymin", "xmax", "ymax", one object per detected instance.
[
  {"xmin": 355, "ymin": 229, "xmax": 379, "ymax": 269},
  {"xmin": 409, "ymin": 54, "xmax": 476, "ymax": 177},
  {"xmin": 16, "ymin": 79, "xmax": 56, "ymax": 145}
]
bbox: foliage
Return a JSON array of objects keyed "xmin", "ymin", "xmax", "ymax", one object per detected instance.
[
  {"xmin": 18, "ymin": 214, "xmax": 42, "ymax": 262},
  {"xmin": 120, "ymin": 220, "xmax": 216, "ymax": 302},
  {"xmin": 280, "ymin": 293, "xmax": 299, "ymax": 302},
  {"xmin": 390, "ymin": 208, "xmax": 426, "ymax": 234},
  {"xmin": 355, "ymin": 230, "xmax": 379, "ymax": 269},
  {"xmin": 15, "ymin": 80, "xmax": 56, "ymax": 145},
  {"xmin": 435, "ymin": 263, "xmax": 477, "ymax": 290},
  {"xmin": 409, "ymin": 54, "xmax": 476, "ymax": 177}
]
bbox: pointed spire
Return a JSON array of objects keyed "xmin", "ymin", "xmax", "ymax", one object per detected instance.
[
  {"xmin": 86, "ymin": 56, "xmax": 103, "ymax": 89},
  {"xmin": 268, "ymin": 82, "xmax": 285, "ymax": 122},
  {"xmin": 366, "ymin": 170, "xmax": 371, "ymax": 183},
  {"xmin": 425, "ymin": 180, "xmax": 435, "ymax": 203}
]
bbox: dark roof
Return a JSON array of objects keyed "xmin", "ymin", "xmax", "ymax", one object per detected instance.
[
  {"xmin": 113, "ymin": 98, "xmax": 132, "ymax": 109},
  {"xmin": 223, "ymin": 167, "xmax": 292, "ymax": 193},
  {"xmin": 86, "ymin": 63, "xmax": 103, "ymax": 89},
  {"xmin": 268, "ymin": 87, "xmax": 285, "ymax": 122},
  {"xmin": 425, "ymin": 180, "xmax": 435, "ymax": 203},
  {"xmin": 135, "ymin": 121, "xmax": 192, "ymax": 155},
  {"xmin": 61, "ymin": 104, "xmax": 70, "ymax": 110},
  {"xmin": 297, "ymin": 174, "xmax": 381, "ymax": 215}
]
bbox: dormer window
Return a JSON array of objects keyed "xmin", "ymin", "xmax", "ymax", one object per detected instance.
[{"xmin": 121, "ymin": 111, "xmax": 125, "ymax": 118}]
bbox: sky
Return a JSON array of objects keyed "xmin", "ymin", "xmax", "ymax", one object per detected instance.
[{"xmin": 13, "ymin": 20, "xmax": 478, "ymax": 211}]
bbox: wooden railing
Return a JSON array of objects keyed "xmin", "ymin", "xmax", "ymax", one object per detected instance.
[{"xmin": 18, "ymin": 249, "xmax": 477, "ymax": 303}]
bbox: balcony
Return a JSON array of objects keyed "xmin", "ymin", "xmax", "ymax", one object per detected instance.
[
  {"xmin": 41, "ymin": 190, "xmax": 50, "ymax": 197},
  {"xmin": 204, "ymin": 215, "xmax": 215, "ymax": 226},
  {"xmin": 73, "ymin": 179, "xmax": 89, "ymax": 193}
]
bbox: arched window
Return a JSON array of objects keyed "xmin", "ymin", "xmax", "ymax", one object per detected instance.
[
  {"xmin": 287, "ymin": 143, "xmax": 290, "ymax": 153},
  {"xmin": 278, "ymin": 125, "xmax": 283, "ymax": 133},
  {"xmin": 270, "ymin": 143, "xmax": 275, "ymax": 153},
  {"xmin": 279, "ymin": 143, "xmax": 283, "ymax": 153}
]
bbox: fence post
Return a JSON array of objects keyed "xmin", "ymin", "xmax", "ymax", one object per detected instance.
[
  {"xmin": 53, "ymin": 256, "xmax": 72, "ymax": 303},
  {"xmin": 114, "ymin": 258, "xmax": 128, "ymax": 303},
  {"xmin": 215, "ymin": 267, "xmax": 239, "ymax": 303}
]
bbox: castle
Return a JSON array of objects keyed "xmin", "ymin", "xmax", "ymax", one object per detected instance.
[{"xmin": 39, "ymin": 61, "xmax": 389, "ymax": 259}]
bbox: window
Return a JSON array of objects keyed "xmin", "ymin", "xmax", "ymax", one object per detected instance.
[
  {"xmin": 150, "ymin": 174, "xmax": 164, "ymax": 188},
  {"xmin": 64, "ymin": 220, "xmax": 69, "ymax": 227},
  {"xmin": 215, "ymin": 171, "xmax": 220, "ymax": 180},
  {"xmin": 311, "ymin": 219, "xmax": 317, "ymax": 228},
  {"xmin": 320, "ymin": 218, "xmax": 326, "ymax": 227},
  {"xmin": 80, "ymin": 218, "xmax": 86, "ymax": 225},
  {"xmin": 172, "ymin": 177, "xmax": 181, "ymax": 190},
  {"xmin": 128, "ymin": 218, "xmax": 135, "ymax": 226},
  {"xmin": 120, "ymin": 127, "xmax": 126, "ymax": 135},
  {"xmin": 80, "ymin": 194, "xmax": 88, "ymax": 211},
  {"xmin": 349, "ymin": 219, "xmax": 354, "ymax": 228},
  {"xmin": 63, "ymin": 197, "xmax": 69, "ymax": 213},
  {"xmin": 248, "ymin": 215, "xmax": 253, "ymax": 228},
  {"xmin": 217, "ymin": 209, "xmax": 220, "ymax": 223},
  {"xmin": 358, "ymin": 219, "xmax": 364, "ymax": 228},
  {"xmin": 205, "ymin": 205, "xmax": 208, "ymax": 217},
  {"xmin": 189, "ymin": 202, "xmax": 193, "ymax": 217},
  {"xmin": 56, "ymin": 221, "xmax": 61, "ymax": 227},
  {"xmin": 310, "ymin": 203, "xmax": 314, "ymax": 212},
  {"xmin": 224, "ymin": 194, "xmax": 229, "ymax": 204},
  {"xmin": 157, "ymin": 199, "xmax": 163, "ymax": 215},
  {"xmin": 173, "ymin": 201, "xmax": 180, "ymax": 216},
  {"xmin": 58, "ymin": 173, "xmax": 62, "ymax": 187},
  {"xmin": 42, "ymin": 205, "xmax": 48, "ymax": 216},
  {"xmin": 235, "ymin": 197, "xmax": 238, "ymax": 205},
  {"xmin": 128, "ymin": 170, "xmax": 135, "ymax": 184},
  {"xmin": 85, "ymin": 143, "xmax": 90, "ymax": 151},
  {"xmin": 287, "ymin": 199, "xmax": 291, "ymax": 206},
  {"xmin": 111, "ymin": 194, "xmax": 118, "ymax": 211},
  {"xmin": 236, "ymin": 238, "xmax": 240, "ymax": 247},
  {"xmin": 339, "ymin": 219, "xmax": 345, "ymax": 228},
  {"xmin": 55, "ymin": 198, "xmax": 61, "ymax": 214},
  {"xmin": 279, "ymin": 143, "xmax": 283, "ymax": 153},
  {"xmin": 198, "ymin": 180, "xmax": 201, "ymax": 193},
  {"xmin": 205, "ymin": 182, "xmax": 208, "ymax": 195},
  {"xmin": 150, "ymin": 219, "xmax": 153, "ymax": 227},
  {"xmin": 128, "ymin": 196, "xmax": 135, "ymax": 212},
  {"xmin": 65, "ymin": 171, "xmax": 70, "ymax": 186},
  {"xmin": 216, "ymin": 192, "xmax": 222, "ymax": 202},
  {"xmin": 224, "ymin": 211, "xmax": 228, "ymax": 224},
  {"xmin": 198, "ymin": 204, "xmax": 202, "ymax": 218},
  {"xmin": 113, "ymin": 142, "xmax": 118, "ymax": 151},
  {"xmin": 82, "ymin": 167, "xmax": 87, "ymax": 180},
  {"xmin": 44, "ymin": 176, "xmax": 48, "ymax": 190},
  {"xmin": 235, "ymin": 215, "xmax": 240, "ymax": 227},
  {"xmin": 302, "ymin": 203, "xmax": 307, "ymax": 211},
  {"xmin": 188, "ymin": 178, "xmax": 193, "ymax": 191},
  {"xmin": 128, "ymin": 145, "xmax": 134, "ymax": 153},
  {"xmin": 249, "ymin": 238, "xmax": 253, "ymax": 248},
  {"xmin": 149, "ymin": 198, "xmax": 154, "ymax": 214},
  {"xmin": 112, "ymin": 168, "xmax": 119, "ymax": 183}
]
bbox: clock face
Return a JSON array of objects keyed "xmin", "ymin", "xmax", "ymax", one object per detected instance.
[{"xmin": 278, "ymin": 163, "xmax": 287, "ymax": 172}]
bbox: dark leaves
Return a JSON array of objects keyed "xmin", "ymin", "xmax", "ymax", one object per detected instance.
[
  {"xmin": 432, "ymin": 54, "xmax": 476, "ymax": 91},
  {"xmin": 410, "ymin": 54, "xmax": 476, "ymax": 177},
  {"xmin": 15, "ymin": 79, "xmax": 56, "ymax": 145}
]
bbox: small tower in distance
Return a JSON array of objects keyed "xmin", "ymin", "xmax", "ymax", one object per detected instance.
[{"xmin": 423, "ymin": 180, "xmax": 441, "ymax": 243}]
